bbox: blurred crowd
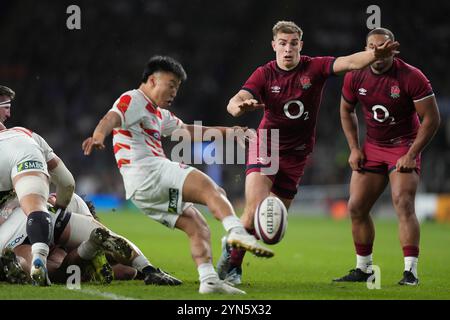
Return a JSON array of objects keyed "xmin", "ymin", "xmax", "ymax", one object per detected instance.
[{"xmin": 1, "ymin": 0, "xmax": 449, "ymax": 201}]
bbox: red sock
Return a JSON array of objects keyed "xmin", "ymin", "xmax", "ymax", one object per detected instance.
[
  {"xmin": 247, "ymin": 228, "xmax": 259, "ymax": 240},
  {"xmin": 230, "ymin": 248, "xmax": 246, "ymax": 267},
  {"xmin": 354, "ymin": 242, "xmax": 373, "ymax": 256},
  {"xmin": 229, "ymin": 228, "xmax": 255, "ymax": 267},
  {"xmin": 402, "ymin": 245, "xmax": 419, "ymax": 257}
]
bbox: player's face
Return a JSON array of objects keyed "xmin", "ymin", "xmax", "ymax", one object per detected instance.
[
  {"xmin": 148, "ymin": 72, "xmax": 181, "ymax": 108},
  {"xmin": 366, "ymin": 34, "xmax": 394, "ymax": 73},
  {"xmin": 0, "ymin": 95, "xmax": 11, "ymax": 123},
  {"xmin": 272, "ymin": 32, "xmax": 303, "ymax": 71}
]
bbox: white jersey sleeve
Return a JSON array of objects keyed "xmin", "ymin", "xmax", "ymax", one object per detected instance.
[
  {"xmin": 160, "ymin": 109, "xmax": 184, "ymax": 137},
  {"xmin": 30, "ymin": 131, "xmax": 57, "ymax": 162},
  {"xmin": 66, "ymin": 193, "xmax": 93, "ymax": 217},
  {"xmin": 110, "ymin": 92, "xmax": 145, "ymax": 129}
]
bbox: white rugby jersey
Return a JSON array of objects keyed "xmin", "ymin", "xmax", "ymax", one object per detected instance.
[
  {"xmin": 109, "ymin": 89, "xmax": 184, "ymax": 199},
  {"xmin": 0, "ymin": 127, "xmax": 56, "ymax": 192},
  {"xmin": 0, "ymin": 127, "xmax": 55, "ymax": 162}
]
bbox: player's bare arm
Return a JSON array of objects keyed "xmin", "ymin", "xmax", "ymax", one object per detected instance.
[
  {"xmin": 82, "ymin": 111, "xmax": 121, "ymax": 155},
  {"xmin": 180, "ymin": 123, "xmax": 250, "ymax": 141},
  {"xmin": 333, "ymin": 39, "xmax": 400, "ymax": 75},
  {"xmin": 227, "ymin": 90, "xmax": 265, "ymax": 117},
  {"xmin": 47, "ymin": 156, "xmax": 75, "ymax": 209},
  {"xmin": 340, "ymin": 96, "xmax": 365, "ymax": 171},
  {"xmin": 396, "ymin": 95, "xmax": 440, "ymax": 172}
]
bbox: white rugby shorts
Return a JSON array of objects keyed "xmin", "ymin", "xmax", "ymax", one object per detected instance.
[{"xmin": 131, "ymin": 159, "xmax": 195, "ymax": 229}]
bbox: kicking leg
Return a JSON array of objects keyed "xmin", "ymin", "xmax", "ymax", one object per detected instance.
[
  {"xmin": 217, "ymin": 171, "xmax": 273, "ymax": 284},
  {"xmin": 182, "ymin": 169, "xmax": 273, "ymax": 258}
]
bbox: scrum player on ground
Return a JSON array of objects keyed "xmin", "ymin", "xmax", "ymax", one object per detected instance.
[
  {"xmin": 0, "ymin": 85, "xmax": 74, "ymax": 285},
  {"xmin": 0, "ymin": 125, "xmax": 75, "ymax": 285},
  {"xmin": 0, "ymin": 192, "xmax": 181, "ymax": 286}
]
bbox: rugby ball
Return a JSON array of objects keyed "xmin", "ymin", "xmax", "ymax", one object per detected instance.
[{"xmin": 254, "ymin": 196, "xmax": 288, "ymax": 245}]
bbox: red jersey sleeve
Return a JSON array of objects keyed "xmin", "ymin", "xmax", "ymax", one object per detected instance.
[
  {"xmin": 314, "ymin": 56, "xmax": 336, "ymax": 78},
  {"xmin": 242, "ymin": 66, "xmax": 266, "ymax": 101},
  {"xmin": 405, "ymin": 68, "xmax": 434, "ymax": 102},
  {"xmin": 341, "ymin": 72, "xmax": 357, "ymax": 104}
]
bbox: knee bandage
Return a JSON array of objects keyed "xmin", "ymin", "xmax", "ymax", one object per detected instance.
[{"xmin": 14, "ymin": 175, "xmax": 49, "ymax": 201}]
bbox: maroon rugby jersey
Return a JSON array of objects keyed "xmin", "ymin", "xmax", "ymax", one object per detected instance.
[
  {"xmin": 242, "ymin": 56, "xmax": 335, "ymax": 155},
  {"xmin": 342, "ymin": 58, "xmax": 434, "ymax": 146}
]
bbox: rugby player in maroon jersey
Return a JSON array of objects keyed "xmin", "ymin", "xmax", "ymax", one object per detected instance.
[
  {"xmin": 333, "ymin": 28, "xmax": 440, "ymax": 285},
  {"xmin": 217, "ymin": 21, "xmax": 400, "ymax": 285}
]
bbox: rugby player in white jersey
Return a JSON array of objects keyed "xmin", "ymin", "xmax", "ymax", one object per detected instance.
[
  {"xmin": 82, "ymin": 56, "xmax": 274, "ymax": 294},
  {"xmin": 0, "ymin": 86, "xmax": 12, "ymax": 125},
  {"xmin": 0, "ymin": 126, "xmax": 75, "ymax": 285},
  {"xmin": 0, "ymin": 85, "xmax": 76, "ymax": 285}
]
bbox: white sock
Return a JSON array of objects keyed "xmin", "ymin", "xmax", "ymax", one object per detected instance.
[
  {"xmin": 198, "ymin": 263, "xmax": 219, "ymax": 283},
  {"xmin": 356, "ymin": 254, "xmax": 373, "ymax": 273},
  {"xmin": 31, "ymin": 242, "xmax": 49, "ymax": 264},
  {"xmin": 222, "ymin": 215, "xmax": 245, "ymax": 233},
  {"xmin": 132, "ymin": 255, "xmax": 153, "ymax": 273},
  {"xmin": 77, "ymin": 240, "xmax": 99, "ymax": 260},
  {"xmin": 404, "ymin": 256, "xmax": 418, "ymax": 278}
]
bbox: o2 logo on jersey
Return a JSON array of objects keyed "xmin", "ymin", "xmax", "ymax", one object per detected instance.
[
  {"xmin": 283, "ymin": 100, "xmax": 309, "ymax": 120},
  {"xmin": 372, "ymin": 105, "xmax": 396, "ymax": 125}
]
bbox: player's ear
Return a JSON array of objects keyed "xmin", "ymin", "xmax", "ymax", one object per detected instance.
[
  {"xmin": 299, "ymin": 41, "xmax": 304, "ymax": 52},
  {"xmin": 271, "ymin": 40, "xmax": 276, "ymax": 52},
  {"xmin": 148, "ymin": 74, "xmax": 157, "ymax": 88}
]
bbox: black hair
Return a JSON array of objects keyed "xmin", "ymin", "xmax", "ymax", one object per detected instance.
[
  {"xmin": 141, "ymin": 55, "xmax": 187, "ymax": 83},
  {"xmin": 366, "ymin": 27, "xmax": 395, "ymax": 43},
  {"xmin": 0, "ymin": 86, "xmax": 15, "ymax": 99}
]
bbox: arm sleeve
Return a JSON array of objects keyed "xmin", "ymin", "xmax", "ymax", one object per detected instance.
[
  {"xmin": 341, "ymin": 72, "xmax": 358, "ymax": 105},
  {"xmin": 160, "ymin": 109, "xmax": 184, "ymax": 137},
  {"xmin": 315, "ymin": 56, "xmax": 337, "ymax": 78},
  {"xmin": 406, "ymin": 68, "xmax": 434, "ymax": 102},
  {"xmin": 242, "ymin": 66, "xmax": 266, "ymax": 101},
  {"xmin": 49, "ymin": 160, "xmax": 75, "ymax": 209},
  {"xmin": 31, "ymin": 132, "xmax": 57, "ymax": 162},
  {"xmin": 109, "ymin": 93, "xmax": 144, "ymax": 129},
  {"xmin": 66, "ymin": 193, "xmax": 93, "ymax": 217}
]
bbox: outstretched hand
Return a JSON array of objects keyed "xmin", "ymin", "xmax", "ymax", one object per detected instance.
[
  {"xmin": 82, "ymin": 137, "xmax": 105, "ymax": 155},
  {"xmin": 239, "ymin": 99, "xmax": 265, "ymax": 113},
  {"xmin": 374, "ymin": 39, "xmax": 400, "ymax": 59}
]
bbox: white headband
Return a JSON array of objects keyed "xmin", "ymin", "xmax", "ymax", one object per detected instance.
[{"xmin": 0, "ymin": 100, "xmax": 11, "ymax": 108}]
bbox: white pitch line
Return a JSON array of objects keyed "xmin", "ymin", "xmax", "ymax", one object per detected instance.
[{"xmin": 68, "ymin": 288, "xmax": 139, "ymax": 300}]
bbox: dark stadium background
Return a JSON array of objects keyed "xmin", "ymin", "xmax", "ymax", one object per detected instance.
[{"xmin": 1, "ymin": 0, "xmax": 449, "ymax": 209}]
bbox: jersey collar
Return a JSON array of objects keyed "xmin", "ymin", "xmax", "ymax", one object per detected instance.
[
  {"xmin": 137, "ymin": 89, "xmax": 158, "ymax": 109},
  {"xmin": 275, "ymin": 59, "xmax": 302, "ymax": 74}
]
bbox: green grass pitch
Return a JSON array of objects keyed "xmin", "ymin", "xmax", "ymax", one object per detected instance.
[{"xmin": 1, "ymin": 210, "xmax": 449, "ymax": 300}]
